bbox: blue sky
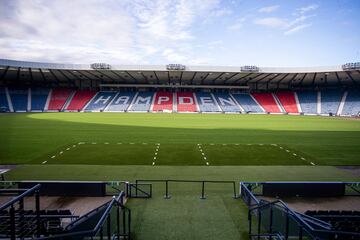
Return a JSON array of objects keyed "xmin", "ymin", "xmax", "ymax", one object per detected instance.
[{"xmin": 0, "ymin": 0, "xmax": 359, "ymax": 67}]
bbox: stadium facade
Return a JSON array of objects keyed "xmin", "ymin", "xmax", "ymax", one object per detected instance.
[{"xmin": 0, "ymin": 59, "xmax": 359, "ymax": 116}]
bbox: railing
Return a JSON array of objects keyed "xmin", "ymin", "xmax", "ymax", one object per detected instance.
[
  {"xmin": 36, "ymin": 191, "xmax": 131, "ymax": 240},
  {"xmin": 134, "ymin": 179, "xmax": 238, "ymax": 199},
  {"xmin": 0, "ymin": 184, "xmax": 41, "ymax": 240},
  {"xmin": 241, "ymin": 182, "xmax": 360, "ymax": 240}
]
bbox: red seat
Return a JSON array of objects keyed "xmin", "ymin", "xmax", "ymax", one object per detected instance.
[
  {"xmin": 66, "ymin": 90, "xmax": 96, "ymax": 111},
  {"xmin": 276, "ymin": 91, "xmax": 299, "ymax": 113},
  {"xmin": 177, "ymin": 92, "xmax": 197, "ymax": 112},
  {"xmin": 251, "ymin": 93, "xmax": 281, "ymax": 113},
  {"xmin": 152, "ymin": 92, "xmax": 173, "ymax": 112},
  {"xmin": 48, "ymin": 89, "xmax": 73, "ymax": 111}
]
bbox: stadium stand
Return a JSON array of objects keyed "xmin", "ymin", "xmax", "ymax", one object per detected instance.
[
  {"xmin": 320, "ymin": 90, "xmax": 343, "ymax": 115},
  {"xmin": 48, "ymin": 89, "xmax": 73, "ymax": 111},
  {"xmin": 105, "ymin": 92, "xmax": 136, "ymax": 112},
  {"xmin": 213, "ymin": 92, "xmax": 241, "ymax": 112},
  {"xmin": 84, "ymin": 91, "xmax": 117, "ymax": 112},
  {"xmin": 296, "ymin": 91, "xmax": 318, "ymax": 114},
  {"xmin": 231, "ymin": 93, "xmax": 264, "ymax": 113},
  {"xmin": 305, "ymin": 210, "xmax": 360, "ymax": 235},
  {"xmin": 9, "ymin": 89, "xmax": 28, "ymax": 112},
  {"xmin": 0, "ymin": 88, "xmax": 9, "ymax": 112},
  {"xmin": 275, "ymin": 91, "xmax": 299, "ymax": 113},
  {"xmin": 128, "ymin": 91, "xmax": 154, "ymax": 111},
  {"xmin": 66, "ymin": 90, "xmax": 96, "ymax": 111},
  {"xmin": 152, "ymin": 91, "xmax": 173, "ymax": 112},
  {"xmin": 342, "ymin": 90, "xmax": 360, "ymax": 116},
  {"xmin": 31, "ymin": 88, "xmax": 49, "ymax": 112},
  {"xmin": 251, "ymin": 93, "xmax": 282, "ymax": 113},
  {"xmin": 176, "ymin": 92, "xmax": 197, "ymax": 112},
  {"xmin": 195, "ymin": 92, "xmax": 221, "ymax": 112}
]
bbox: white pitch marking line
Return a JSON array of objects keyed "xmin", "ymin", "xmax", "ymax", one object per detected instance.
[
  {"xmin": 293, "ymin": 153, "xmax": 297, "ymax": 156},
  {"xmin": 104, "ymin": 142, "xmax": 109, "ymax": 144},
  {"xmin": 204, "ymin": 157, "xmax": 207, "ymax": 160},
  {"xmin": 200, "ymin": 149, "xmax": 203, "ymax": 152},
  {"xmin": 210, "ymin": 143, "xmax": 214, "ymax": 145},
  {"xmin": 117, "ymin": 142, "xmax": 122, "ymax": 144},
  {"xmin": 142, "ymin": 143, "xmax": 147, "ymax": 145},
  {"xmin": 222, "ymin": 144, "xmax": 227, "ymax": 146},
  {"xmin": 42, "ymin": 161, "xmax": 47, "ymax": 164},
  {"xmin": 156, "ymin": 149, "xmax": 159, "ymax": 152},
  {"xmin": 301, "ymin": 157, "xmax": 306, "ymax": 160},
  {"xmin": 235, "ymin": 144, "xmax": 239, "ymax": 146},
  {"xmin": 286, "ymin": 150, "xmax": 290, "ymax": 152},
  {"xmin": 78, "ymin": 142, "xmax": 85, "ymax": 145},
  {"xmin": 206, "ymin": 162, "xmax": 209, "ymax": 166},
  {"xmin": 310, "ymin": 162, "xmax": 315, "ymax": 165},
  {"xmin": 279, "ymin": 147, "xmax": 283, "ymax": 149},
  {"xmin": 155, "ymin": 152, "xmax": 158, "ymax": 155},
  {"xmin": 59, "ymin": 151, "xmax": 63, "ymax": 154},
  {"xmin": 66, "ymin": 148, "xmax": 70, "ymax": 150},
  {"xmin": 152, "ymin": 162, "xmax": 155, "ymax": 166},
  {"xmin": 92, "ymin": 142, "xmax": 97, "ymax": 145},
  {"xmin": 157, "ymin": 143, "xmax": 160, "ymax": 145},
  {"xmin": 51, "ymin": 156, "xmax": 56, "ymax": 159},
  {"xmin": 130, "ymin": 143, "xmax": 134, "ymax": 145},
  {"xmin": 154, "ymin": 156, "xmax": 156, "ymax": 160},
  {"xmin": 202, "ymin": 153, "xmax": 205, "ymax": 155},
  {"xmin": 259, "ymin": 144, "xmax": 264, "ymax": 146},
  {"xmin": 73, "ymin": 145, "xmax": 76, "ymax": 148},
  {"xmin": 247, "ymin": 144, "xmax": 252, "ymax": 146}
]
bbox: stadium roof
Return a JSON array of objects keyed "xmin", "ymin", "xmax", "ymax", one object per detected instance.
[{"xmin": 1, "ymin": 59, "xmax": 359, "ymax": 88}]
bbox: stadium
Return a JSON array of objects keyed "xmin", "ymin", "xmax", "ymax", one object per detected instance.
[{"xmin": 0, "ymin": 1, "xmax": 360, "ymax": 240}]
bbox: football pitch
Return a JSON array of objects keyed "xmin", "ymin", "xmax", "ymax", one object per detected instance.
[{"xmin": 1, "ymin": 113, "xmax": 359, "ymax": 240}]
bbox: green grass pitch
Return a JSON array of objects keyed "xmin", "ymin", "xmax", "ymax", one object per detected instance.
[{"xmin": 1, "ymin": 113, "xmax": 359, "ymax": 240}]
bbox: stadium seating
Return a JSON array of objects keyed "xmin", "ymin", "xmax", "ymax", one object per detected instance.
[
  {"xmin": 66, "ymin": 90, "xmax": 96, "ymax": 111},
  {"xmin": 213, "ymin": 92, "xmax": 241, "ymax": 112},
  {"xmin": 0, "ymin": 88, "xmax": 9, "ymax": 112},
  {"xmin": 275, "ymin": 91, "xmax": 299, "ymax": 113},
  {"xmin": 195, "ymin": 92, "xmax": 221, "ymax": 112},
  {"xmin": 231, "ymin": 93, "xmax": 264, "ymax": 113},
  {"xmin": 176, "ymin": 92, "xmax": 197, "ymax": 112},
  {"xmin": 321, "ymin": 90, "xmax": 343, "ymax": 115},
  {"xmin": 105, "ymin": 92, "xmax": 136, "ymax": 112},
  {"xmin": 251, "ymin": 93, "xmax": 282, "ymax": 113},
  {"xmin": 342, "ymin": 90, "xmax": 360, "ymax": 116},
  {"xmin": 128, "ymin": 91, "xmax": 154, "ymax": 111},
  {"xmin": 9, "ymin": 89, "xmax": 28, "ymax": 112},
  {"xmin": 84, "ymin": 91, "xmax": 117, "ymax": 112},
  {"xmin": 296, "ymin": 91, "xmax": 318, "ymax": 114},
  {"xmin": 31, "ymin": 88, "xmax": 49, "ymax": 111},
  {"xmin": 152, "ymin": 91, "xmax": 173, "ymax": 112},
  {"xmin": 48, "ymin": 89, "xmax": 73, "ymax": 111}
]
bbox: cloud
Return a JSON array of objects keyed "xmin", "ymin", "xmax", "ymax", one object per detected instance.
[
  {"xmin": 254, "ymin": 4, "xmax": 318, "ymax": 35},
  {"xmin": 258, "ymin": 5, "xmax": 279, "ymax": 13},
  {"xmin": 254, "ymin": 17, "xmax": 288, "ymax": 28},
  {"xmin": 0, "ymin": 0, "xmax": 222, "ymax": 64},
  {"xmin": 297, "ymin": 4, "xmax": 319, "ymax": 15},
  {"xmin": 284, "ymin": 23, "xmax": 312, "ymax": 35},
  {"xmin": 227, "ymin": 17, "xmax": 246, "ymax": 30}
]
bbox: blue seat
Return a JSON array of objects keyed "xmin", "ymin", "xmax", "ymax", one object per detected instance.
[
  {"xmin": 0, "ymin": 88, "xmax": 9, "ymax": 112},
  {"xmin": 342, "ymin": 90, "xmax": 360, "ymax": 116},
  {"xmin": 128, "ymin": 92, "xmax": 154, "ymax": 111},
  {"xmin": 84, "ymin": 91, "xmax": 117, "ymax": 112},
  {"xmin": 213, "ymin": 92, "xmax": 241, "ymax": 112},
  {"xmin": 195, "ymin": 92, "xmax": 221, "ymax": 112},
  {"xmin": 10, "ymin": 89, "xmax": 28, "ymax": 112},
  {"xmin": 106, "ymin": 92, "xmax": 136, "ymax": 112},
  {"xmin": 297, "ymin": 91, "xmax": 317, "ymax": 114},
  {"xmin": 321, "ymin": 90, "xmax": 343, "ymax": 114},
  {"xmin": 231, "ymin": 93, "xmax": 264, "ymax": 113},
  {"xmin": 31, "ymin": 88, "xmax": 49, "ymax": 111}
]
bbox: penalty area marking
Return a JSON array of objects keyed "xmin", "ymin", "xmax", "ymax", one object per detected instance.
[
  {"xmin": 152, "ymin": 143, "xmax": 160, "ymax": 166},
  {"xmin": 197, "ymin": 144, "xmax": 209, "ymax": 166},
  {"xmin": 274, "ymin": 144, "xmax": 315, "ymax": 166}
]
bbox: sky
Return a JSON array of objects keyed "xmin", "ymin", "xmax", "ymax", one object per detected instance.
[{"xmin": 0, "ymin": 0, "xmax": 359, "ymax": 67}]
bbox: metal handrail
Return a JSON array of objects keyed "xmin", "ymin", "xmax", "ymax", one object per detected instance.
[
  {"xmin": 0, "ymin": 184, "xmax": 41, "ymax": 211},
  {"xmin": 36, "ymin": 191, "xmax": 127, "ymax": 240}
]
